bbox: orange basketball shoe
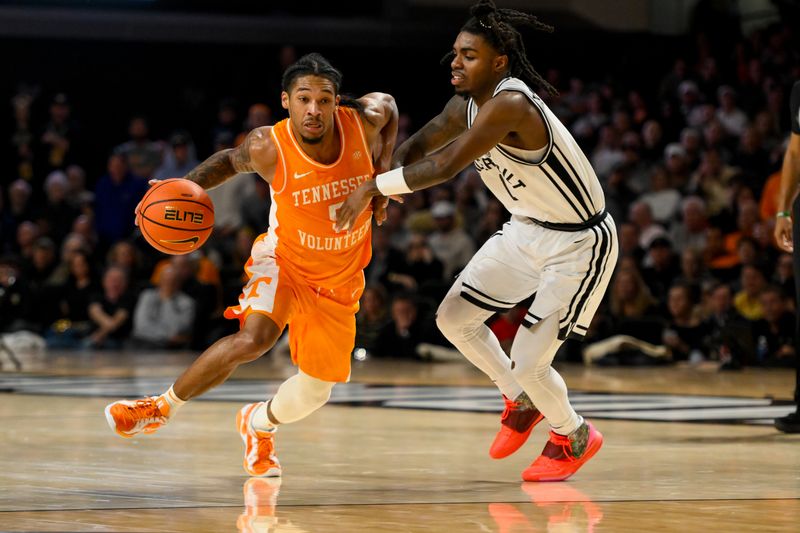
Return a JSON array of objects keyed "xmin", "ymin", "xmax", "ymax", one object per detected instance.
[
  {"xmin": 489, "ymin": 393, "xmax": 544, "ymax": 459},
  {"xmin": 104, "ymin": 396, "xmax": 170, "ymax": 438},
  {"xmin": 237, "ymin": 403, "xmax": 281, "ymax": 478},
  {"xmin": 521, "ymin": 420, "xmax": 603, "ymax": 482}
]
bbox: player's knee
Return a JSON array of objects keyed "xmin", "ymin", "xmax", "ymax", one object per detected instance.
[
  {"xmin": 232, "ymin": 329, "xmax": 276, "ymax": 361},
  {"xmin": 298, "ymin": 373, "xmax": 334, "ymax": 406},
  {"xmin": 435, "ymin": 298, "xmax": 460, "ymax": 338},
  {"xmin": 510, "ymin": 352, "xmax": 550, "ymax": 382}
]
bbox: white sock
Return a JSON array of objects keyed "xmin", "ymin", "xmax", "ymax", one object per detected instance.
[
  {"xmin": 158, "ymin": 385, "xmax": 186, "ymax": 417},
  {"xmin": 250, "ymin": 401, "xmax": 277, "ymax": 433}
]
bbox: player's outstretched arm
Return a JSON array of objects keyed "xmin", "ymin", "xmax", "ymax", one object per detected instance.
[
  {"xmin": 185, "ymin": 127, "xmax": 275, "ymax": 190},
  {"xmin": 359, "ymin": 92, "xmax": 399, "ymax": 174},
  {"xmin": 335, "ymin": 92, "xmax": 523, "ymax": 232},
  {"xmin": 358, "ymin": 92, "xmax": 400, "ymax": 225},
  {"xmin": 391, "ymin": 95, "xmax": 467, "ymax": 168}
]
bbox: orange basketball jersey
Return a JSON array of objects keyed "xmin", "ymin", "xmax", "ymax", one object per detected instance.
[{"xmin": 267, "ymin": 106, "xmax": 374, "ymax": 288}]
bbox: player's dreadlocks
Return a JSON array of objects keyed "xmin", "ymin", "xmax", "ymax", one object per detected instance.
[{"xmin": 443, "ymin": 0, "xmax": 558, "ymax": 96}]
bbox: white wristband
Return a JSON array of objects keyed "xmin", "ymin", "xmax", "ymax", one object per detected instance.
[{"xmin": 375, "ymin": 167, "xmax": 413, "ymax": 196}]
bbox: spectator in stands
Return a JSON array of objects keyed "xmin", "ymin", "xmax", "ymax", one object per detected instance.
[
  {"xmin": 38, "ymin": 170, "xmax": 79, "ymax": 246},
  {"xmin": 640, "ymin": 119, "xmax": 665, "ymax": 165},
  {"xmin": 663, "ymin": 142, "xmax": 691, "ymax": 190},
  {"xmin": 154, "ymin": 130, "xmax": 199, "ymax": 181},
  {"xmin": 93, "ymin": 153, "xmax": 148, "ymax": 252},
  {"xmin": 663, "ymin": 282, "xmax": 706, "ymax": 362},
  {"xmin": 206, "ymin": 133, "xmax": 257, "ymax": 241},
  {"xmin": 372, "ymin": 293, "xmax": 439, "ymax": 360},
  {"xmin": 679, "ymin": 127, "xmax": 703, "ymax": 171},
  {"xmin": 14, "ymin": 221, "xmax": 39, "ymax": 260},
  {"xmin": 628, "ymin": 200, "xmax": 666, "ymax": 249},
  {"xmin": 131, "ymin": 264, "xmax": 196, "ymax": 349},
  {"xmin": 48, "ymin": 232, "xmax": 91, "ymax": 286},
  {"xmin": 732, "ymin": 126, "xmax": 771, "ymax": 184},
  {"xmin": 428, "ymin": 201, "xmax": 475, "ymax": 280},
  {"xmin": 46, "ymin": 250, "xmax": 97, "ymax": 348},
  {"xmin": 106, "ymin": 240, "xmax": 148, "ymax": 291},
  {"xmin": 591, "ymin": 125, "xmax": 624, "ymax": 179},
  {"xmin": 7, "ymin": 179, "xmax": 34, "ymax": 229},
  {"xmin": 386, "ymin": 232, "xmax": 446, "ymax": 302},
  {"xmin": 210, "ymin": 98, "xmax": 240, "ymax": 148},
  {"xmin": 9, "ymin": 91, "xmax": 34, "ymax": 181},
  {"xmin": 234, "ymin": 103, "xmax": 272, "ymax": 146},
  {"xmin": 642, "ymin": 236, "xmax": 681, "ymax": 301},
  {"xmin": 114, "ymin": 116, "xmax": 163, "ymax": 179},
  {"xmin": 773, "ymin": 253, "xmax": 795, "ymax": 302},
  {"xmin": 38, "ymin": 93, "xmax": 81, "ymax": 175},
  {"xmin": 700, "ymin": 282, "xmax": 753, "ymax": 369},
  {"xmin": 86, "ymin": 266, "xmax": 134, "ymax": 349},
  {"xmin": 64, "ymin": 164, "xmax": 94, "ymax": 214},
  {"xmin": 752, "ymin": 285, "xmax": 796, "ymax": 367},
  {"xmin": 715, "ymin": 85, "xmax": 749, "ymax": 137},
  {"xmin": 617, "ymin": 221, "xmax": 645, "ymax": 264},
  {"xmin": 364, "ymin": 225, "xmax": 406, "ymax": 290},
  {"xmin": 354, "ymin": 284, "xmax": 390, "ymax": 356},
  {"xmin": 639, "ymin": 166, "xmax": 681, "ymax": 225},
  {"xmin": 669, "ymin": 196, "xmax": 709, "ymax": 252},
  {"xmin": 734, "ymin": 264, "xmax": 767, "ymax": 321}
]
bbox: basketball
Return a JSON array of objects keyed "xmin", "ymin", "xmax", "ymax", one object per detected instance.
[{"xmin": 136, "ymin": 178, "xmax": 215, "ymax": 255}]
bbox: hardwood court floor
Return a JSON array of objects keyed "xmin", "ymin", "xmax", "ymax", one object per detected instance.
[{"xmin": 0, "ymin": 350, "xmax": 798, "ymax": 532}]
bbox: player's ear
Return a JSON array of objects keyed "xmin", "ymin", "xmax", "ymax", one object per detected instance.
[
  {"xmin": 335, "ymin": 95, "xmax": 341, "ymax": 108},
  {"xmin": 281, "ymin": 91, "xmax": 290, "ymax": 110},
  {"xmin": 494, "ymin": 54, "xmax": 508, "ymax": 73}
]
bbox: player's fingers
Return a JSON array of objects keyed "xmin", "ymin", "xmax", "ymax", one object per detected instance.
[{"xmin": 388, "ymin": 194, "xmax": 404, "ymax": 204}]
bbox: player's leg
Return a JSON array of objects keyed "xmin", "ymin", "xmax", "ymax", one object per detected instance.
[
  {"xmin": 105, "ymin": 313, "xmax": 282, "ymax": 438},
  {"xmin": 510, "ymin": 315, "xmax": 603, "ymax": 482},
  {"xmin": 435, "ymin": 231, "xmax": 543, "ymax": 459},
  {"xmin": 237, "ymin": 370, "xmax": 336, "ymax": 477},
  {"xmin": 513, "ymin": 219, "xmax": 617, "ymax": 481},
  {"xmin": 237, "ymin": 279, "xmax": 358, "ymax": 477}
]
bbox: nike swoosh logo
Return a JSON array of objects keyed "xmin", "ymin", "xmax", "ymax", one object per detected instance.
[
  {"xmin": 160, "ymin": 236, "xmax": 200, "ymax": 247},
  {"xmin": 293, "ymin": 170, "xmax": 313, "ymax": 179}
]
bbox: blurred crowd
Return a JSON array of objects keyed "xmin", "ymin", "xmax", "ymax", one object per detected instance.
[{"xmin": 1, "ymin": 22, "xmax": 799, "ymax": 370}]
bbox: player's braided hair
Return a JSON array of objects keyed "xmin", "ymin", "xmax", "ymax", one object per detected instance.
[
  {"xmin": 282, "ymin": 53, "xmax": 363, "ymax": 110},
  {"xmin": 442, "ymin": 0, "xmax": 558, "ymax": 96}
]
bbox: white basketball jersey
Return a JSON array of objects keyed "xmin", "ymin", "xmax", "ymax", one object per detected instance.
[{"xmin": 467, "ymin": 77, "xmax": 605, "ymax": 225}]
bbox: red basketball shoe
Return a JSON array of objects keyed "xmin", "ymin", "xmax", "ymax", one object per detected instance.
[
  {"xmin": 522, "ymin": 420, "xmax": 603, "ymax": 482},
  {"xmin": 489, "ymin": 393, "xmax": 544, "ymax": 459}
]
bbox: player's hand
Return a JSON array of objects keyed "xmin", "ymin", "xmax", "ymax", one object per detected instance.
[
  {"xmin": 774, "ymin": 216, "xmax": 793, "ymax": 252},
  {"xmin": 335, "ymin": 185, "xmax": 372, "ymax": 232},
  {"xmin": 134, "ymin": 179, "xmax": 161, "ymax": 226},
  {"xmin": 372, "ymin": 195, "xmax": 389, "ymax": 226}
]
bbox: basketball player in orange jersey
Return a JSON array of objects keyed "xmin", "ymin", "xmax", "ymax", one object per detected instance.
[
  {"xmin": 105, "ymin": 53, "xmax": 399, "ymax": 477},
  {"xmin": 337, "ymin": 0, "xmax": 616, "ymax": 482}
]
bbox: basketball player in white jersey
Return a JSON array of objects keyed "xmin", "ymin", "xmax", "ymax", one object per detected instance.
[{"xmin": 336, "ymin": 0, "xmax": 618, "ymax": 481}]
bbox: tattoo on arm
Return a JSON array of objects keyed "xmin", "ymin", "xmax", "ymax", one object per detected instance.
[{"xmin": 185, "ymin": 134, "xmax": 254, "ymax": 189}]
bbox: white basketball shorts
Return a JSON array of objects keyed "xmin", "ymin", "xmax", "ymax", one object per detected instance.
[{"xmin": 458, "ymin": 214, "xmax": 618, "ymax": 340}]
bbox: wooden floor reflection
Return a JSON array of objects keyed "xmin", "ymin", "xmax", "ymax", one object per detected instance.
[{"xmin": 0, "ymin": 350, "xmax": 798, "ymax": 532}]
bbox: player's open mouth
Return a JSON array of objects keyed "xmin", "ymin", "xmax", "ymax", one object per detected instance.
[
  {"xmin": 451, "ymin": 72, "xmax": 464, "ymax": 85},
  {"xmin": 304, "ymin": 123, "xmax": 322, "ymax": 132}
]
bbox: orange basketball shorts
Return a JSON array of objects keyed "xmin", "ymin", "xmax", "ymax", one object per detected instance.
[{"xmin": 224, "ymin": 235, "xmax": 364, "ymax": 383}]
